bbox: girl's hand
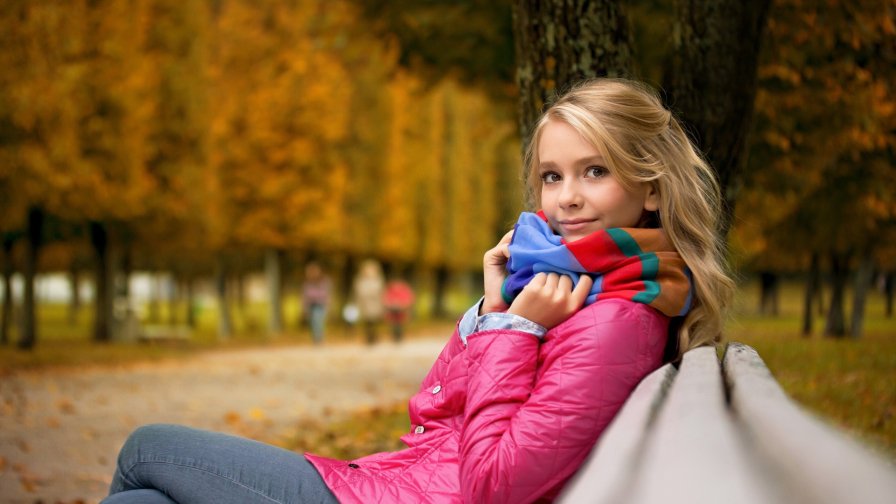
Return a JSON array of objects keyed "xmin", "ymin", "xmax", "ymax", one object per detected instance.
[
  {"xmin": 481, "ymin": 230, "xmax": 514, "ymax": 315},
  {"xmin": 507, "ymin": 273, "xmax": 593, "ymax": 329}
]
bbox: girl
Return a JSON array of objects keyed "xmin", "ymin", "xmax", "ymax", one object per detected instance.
[{"xmin": 101, "ymin": 78, "xmax": 734, "ymax": 504}]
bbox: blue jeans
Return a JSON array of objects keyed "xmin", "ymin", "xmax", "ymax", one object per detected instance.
[
  {"xmin": 102, "ymin": 424, "xmax": 338, "ymax": 504},
  {"xmin": 308, "ymin": 304, "xmax": 327, "ymax": 344}
]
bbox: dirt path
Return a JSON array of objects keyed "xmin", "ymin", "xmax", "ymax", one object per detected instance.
[{"xmin": 0, "ymin": 335, "xmax": 447, "ymax": 504}]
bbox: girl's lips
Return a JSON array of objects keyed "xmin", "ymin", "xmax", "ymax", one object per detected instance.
[{"xmin": 559, "ymin": 219, "xmax": 596, "ymax": 232}]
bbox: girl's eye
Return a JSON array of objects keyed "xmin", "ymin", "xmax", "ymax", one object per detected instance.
[
  {"xmin": 541, "ymin": 172, "xmax": 561, "ymax": 184},
  {"xmin": 586, "ymin": 166, "xmax": 609, "ymax": 178}
]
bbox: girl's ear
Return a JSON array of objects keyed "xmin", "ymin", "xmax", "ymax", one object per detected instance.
[{"xmin": 643, "ymin": 184, "xmax": 660, "ymax": 212}]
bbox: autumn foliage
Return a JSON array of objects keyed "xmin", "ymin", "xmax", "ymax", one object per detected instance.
[{"xmin": 0, "ymin": 0, "xmax": 522, "ymax": 341}]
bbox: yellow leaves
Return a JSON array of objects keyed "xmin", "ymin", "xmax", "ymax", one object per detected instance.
[
  {"xmin": 248, "ymin": 407, "xmax": 267, "ymax": 421},
  {"xmin": 1, "ymin": 0, "xmax": 519, "ymax": 271}
]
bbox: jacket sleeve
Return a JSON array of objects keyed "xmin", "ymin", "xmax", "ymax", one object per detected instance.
[{"xmin": 459, "ymin": 300, "xmax": 665, "ymax": 503}]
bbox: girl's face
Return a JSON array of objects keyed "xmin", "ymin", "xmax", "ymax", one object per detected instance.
[{"xmin": 537, "ymin": 120, "xmax": 658, "ymax": 241}]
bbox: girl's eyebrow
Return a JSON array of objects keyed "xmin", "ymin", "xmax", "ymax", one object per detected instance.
[
  {"xmin": 539, "ymin": 155, "xmax": 606, "ymax": 169},
  {"xmin": 577, "ymin": 155, "xmax": 607, "ymax": 165}
]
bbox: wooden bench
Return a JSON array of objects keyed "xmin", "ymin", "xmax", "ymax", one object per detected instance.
[{"xmin": 559, "ymin": 342, "xmax": 896, "ymax": 503}]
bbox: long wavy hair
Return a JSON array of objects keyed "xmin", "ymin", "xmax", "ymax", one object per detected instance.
[{"xmin": 524, "ymin": 78, "xmax": 735, "ymax": 359}]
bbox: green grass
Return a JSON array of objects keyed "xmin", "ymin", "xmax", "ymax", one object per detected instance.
[{"xmin": 727, "ymin": 279, "xmax": 896, "ymax": 460}]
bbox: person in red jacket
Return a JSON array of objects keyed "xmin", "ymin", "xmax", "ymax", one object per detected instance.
[
  {"xmin": 384, "ymin": 278, "xmax": 415, "ymax": 342},
  {"xmin": 101, "ymin": 78, "xmax": 734, "ymax": 504}
]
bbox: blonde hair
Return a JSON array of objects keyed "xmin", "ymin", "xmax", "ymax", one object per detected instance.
[{"xmin": 524, "ymin": 78, "xmax": 735, "ymax": 359}]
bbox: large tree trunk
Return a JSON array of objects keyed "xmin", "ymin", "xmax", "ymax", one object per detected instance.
[
  {"xmin": 266, "ymin": 248, "xmax": 283, "ymax": 335},
  {"xmin": 824, "ymin": 251, "xmax": 850, "ymax": 338},
  {"xmin": 215, "ymin": 255, "xmax": 232, "ymax": 341},
  {"xmin": 512, "ymin": 0, "xmax": 632, "ymax": 159},
  {"xmin": 802, "ymin": 252, "xmax": 821, "ymax": 336},
  {"xmin": 850, "ymin": 251, "xmax": 874, "ymax": 339},
  {"xmin": 1, "ymin": 235, "xmax": 14, "ymax": 345},
  {"xmin": 18, "ymin": 207, "xmax": 44, "ymax": 350},
  {"xmin": 668, "ymin": 0, "xmax": 772, "ymax": 237},
  {"xmin": 90, "ymin": 221, "xmax": 113, "ymax": 343}
]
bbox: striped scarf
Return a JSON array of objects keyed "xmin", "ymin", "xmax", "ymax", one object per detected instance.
[{"xmin": 501, "ymin": 211, "xmax": 692, "ymax": 317}]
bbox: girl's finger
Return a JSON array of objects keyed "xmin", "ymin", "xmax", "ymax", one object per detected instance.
[
  {"xmin": 544, "ymin": 273, "xmax": 560, "ymax": 291},
  {"xmin": 498, "ymin": 229, "xmax": 514, "ymax": 245},
  {"xmin": 570, "ymin": 275, "xmax": 594, "ymax": 306},
  {"xmin": 557, "ymin": 274, "xmax": 573, "ymax": 293},
  {"xmin": 527, "ymin": 272, "xmax": 547, "ymax": 289}
]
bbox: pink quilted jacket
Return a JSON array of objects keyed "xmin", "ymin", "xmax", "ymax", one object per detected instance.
[{"xmin": 306, "ymin": 298, "xmax": 669, "ymax": 503}]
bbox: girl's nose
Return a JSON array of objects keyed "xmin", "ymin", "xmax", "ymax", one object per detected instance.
[{"xmin": 558, "ymin": 180, "xmax": 582, "ymax": 208}]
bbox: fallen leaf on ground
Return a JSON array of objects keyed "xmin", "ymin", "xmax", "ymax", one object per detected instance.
[
  {"xmin": 224, "ymin": 411, "xmax": 241, "ymax": 425},
  {"xmin": 57, "ymin": 398, "xmax": 76, "ymax": 414}
]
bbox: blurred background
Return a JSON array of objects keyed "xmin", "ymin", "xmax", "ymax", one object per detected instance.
[{"xmin": 0, "ymin": 0, "xmax": 894, "ymax": 465}]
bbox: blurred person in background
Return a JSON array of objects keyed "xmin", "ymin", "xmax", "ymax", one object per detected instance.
[
  {"xmin": 352, "ymin": 259, "xmax": 385, "ymax": 345},
  {"xmin": 383, "ymin": 277, "xmax": 414, "ymax": 342},
  {"xmin": 301, "ymin": 261, "xmax": 331, "ymax": 345}
]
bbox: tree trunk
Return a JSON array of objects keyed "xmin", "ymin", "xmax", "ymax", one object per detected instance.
[
  {"xmin": 668, "ymin": 0, "xmax": 772, "ymax": 237},
  {"xmin": 115, "ymin": 242, "xmax": 132, "ymax": 342},
  {"xmin": 168, "ymin": 276, "xmax": 179, "ymax": 326},
  {"xmin": 1, "ymin": 235, "xmax": 14, "ymax": 345},
  {"xmin": 802, "ymin": 252, "xmax": 820, "ymax": 336},
  {"xmin": 68, "ymin": 264, "xmax": 81, "ymax": 325},
  {"xmin": 148, "ymin": 271, "xmax": 161, "ymax": 324},
  {"xmin": 432, "ymin": 266, "xmax": 450, "ymax": 319},
  {"xmin": 18, "ymin": 207, "xmax": 44, "ymax": 350},
  {"xmin": 215, "ymin": 256, "xmax": 232, "ymax": 341},
  {"xmin": 185, "ymin": 277, "xmax": 196, "ymax": 328},
  {"xmin": 266, "ymin": 248, "xmax": 283, "ymax": 335},
  {"xmin": 850, "ymin": 251, "xmax": 874, "ymax": 339},
  {"xmin": 758, "ymin": 271, "xmax": 779, "ymax": 316},
  {"xmin": 512, "ymin": 0, "xmax": 632, "ymax": 164},
  {"xmin": 885, "ymin": 272, "xmax": 894, "ymax": 318},
  {"xmin": 234, "ymin": 271, "xmax": 246, "ymax": 311},
  {"xmin": 816, "ymin": 270, "xmax": 826, "ymax": 316},
  {"xmin": 90, "ymin": 221, "xmax": 113, "ymax": 343},
  {"xmin": 824, "ymin": 251, "xmax": 850, "ymax": 338}
]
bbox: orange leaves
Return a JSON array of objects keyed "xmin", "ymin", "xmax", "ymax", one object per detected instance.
[
  {"xmin": 736, "ymin": 0, "xmax": 896, "ymax": 269},
  {"xmin": 1, "ymin": 0, "xmax": 519, "ymax": 272}
]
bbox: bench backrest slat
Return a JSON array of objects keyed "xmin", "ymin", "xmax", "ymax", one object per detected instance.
[
  {"xmin": 558, "ymin": 363, "xmax": 677, "ymax": 503},
  {"xmin": 723, "ymin": 342, "xmax": 896, "ymax": 504},
  {"xmin": 626, "ymin": 346, "xmax": 777, "ymax": 504}
]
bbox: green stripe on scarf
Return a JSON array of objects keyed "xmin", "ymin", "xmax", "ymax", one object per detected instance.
[
  {"xmin": 632, "ymin": 253, "xmax": 660, "ymax": 304},
  {"xmin": 607, "ymin": 228, "xmax": 642, "ymax": 257}
]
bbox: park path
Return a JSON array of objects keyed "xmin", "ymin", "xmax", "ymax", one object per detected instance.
[{"xmin": 0, "ymin": 334, "xmax": 447, "ymax": 504}]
